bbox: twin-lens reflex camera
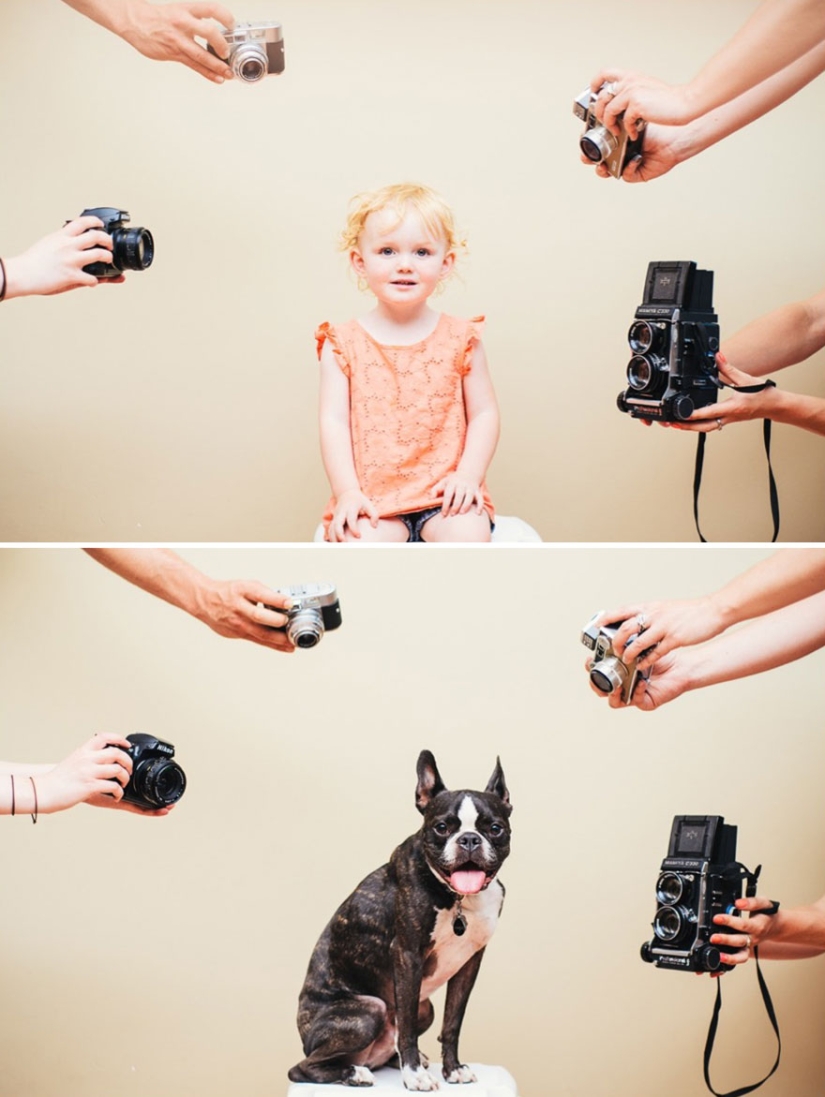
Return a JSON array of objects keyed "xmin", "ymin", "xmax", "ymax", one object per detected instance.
[
  {"xmin": 641, "ymin": 815, "xmax": 753, "ymax": 974},
  {"xmin": 618, "ymin": 260, "xmax": 721, "ymax": 423}
]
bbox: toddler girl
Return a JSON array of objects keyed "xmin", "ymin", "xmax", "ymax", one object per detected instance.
[{"xmin": 316, "ymin": 183, "xmax": 499, "ymax": 542}]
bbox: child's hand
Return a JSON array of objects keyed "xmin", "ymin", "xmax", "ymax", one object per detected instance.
[
  {"xmin": 328, "ymin": 490, "xmax": 379, "ymax": 541},
  {"xmin": 35, "ymin": 733, "xmax": 134, "ymax": 814},
  {"xmin": 436, "ymin": 474, "xmax": 484, "ymax": 518}
]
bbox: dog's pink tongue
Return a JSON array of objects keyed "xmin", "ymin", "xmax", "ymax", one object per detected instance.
[{"xmin": 450, "ymin": 870, "xmax": 486, "ymax": 894}]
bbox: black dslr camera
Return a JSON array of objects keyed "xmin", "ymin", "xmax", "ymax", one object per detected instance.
[
  {"xmin": 618, "ymin": 261, "xmax": 720, "ymax": 422},
  {"xmin": 573, "ymin": 86, "xmax": 644, "ymax": 178},
  {"xmin": 266, "ymin": 582, "xmax": 342, "ymax": 649},
  {"xmin": 641, "ymin": 815, "xmax": 756, "ymax": 974},
  {"xmin": 122, "ymin": 734, "xmax": 186, "ymax": 810},
  {"xmin": 580, "ymin": 612, "xmax": 644, "ymax": 704},
  {"xmin": 77, "ymin": 207, "xmax": 154, "ymax": 278},
  {"xmin": 207, "ymin": 21, "xmax": 285, "ymax": 82}
]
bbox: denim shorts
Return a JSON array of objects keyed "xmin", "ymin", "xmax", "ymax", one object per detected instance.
[
  {"xmin": 397, "ymin": 507, "xmax": 443, "ymax": 542},
  {"xmin": 396, "ymin": 507, "xmax": 494, "ymax": 542}
]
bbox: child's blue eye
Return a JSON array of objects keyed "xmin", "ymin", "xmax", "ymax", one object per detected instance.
[
  {"xmin": 378, "ymin": 247, "xmax": 394, "ymax": 256},
  {"xmin": 416, "ymin": 249, "xmax": 431, "ymax": 257}
]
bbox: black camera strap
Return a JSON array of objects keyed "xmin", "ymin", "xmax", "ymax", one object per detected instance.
[
  {"xmin": 702, "ymin": 864, "xmax": 781, "ymax": 1097},
  {"xmin": 693, "ymin": 381, "xmax": 780, "ymax": 543}
]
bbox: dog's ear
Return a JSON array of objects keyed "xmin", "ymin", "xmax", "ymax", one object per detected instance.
[
  {"xmin": 485, "ymin": 757, "xmax": 510, "ymax": 807},
  {"xmin": 416, "ymin": 750, "xmax": 446, "ymax": 814}
]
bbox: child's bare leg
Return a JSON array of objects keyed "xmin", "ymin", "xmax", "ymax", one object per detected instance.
[
  {"xmin": 338, "ymin": 517, "xmax": 410, "ymax": 542},
  {"xmin": 420, "ymin": 512, "xmax": 492, "ymax": 543}
]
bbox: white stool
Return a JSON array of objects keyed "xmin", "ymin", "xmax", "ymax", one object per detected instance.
[
  {"xmin": 312, "ymin": 516, "xmax": 541, "ymax": 543},
  {"xmin": 287, "ymin": 1063, "xmax": 518, "ymax": 1097}
]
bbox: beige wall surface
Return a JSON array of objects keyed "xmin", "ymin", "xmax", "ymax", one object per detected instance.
[
  {"xmin": 1, "ymin": 546, "xmax": 824, "ymax": 1097},
  {"xmin": 0, "ymin": 1, "xmax": 823, "ymax": 542}
]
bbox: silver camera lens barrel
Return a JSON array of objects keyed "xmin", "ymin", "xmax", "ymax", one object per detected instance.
[
  {"xmin": 286, "ymin": 607, "xmax": 324, "ymax": 649},
  {"xmin": 579, "ymin": 125, "xmax": 617, "ymax": 164},
  {"xmin": 589, "ymin": 656, "xmax": 627, "ymax": 695},
  {"xmin": 231, "ymin": 41, "xmax": 268, "ymax": 81}
]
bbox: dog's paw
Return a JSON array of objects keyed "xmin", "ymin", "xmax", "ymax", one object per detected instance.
[
  {"xmin": 445, "ymin": 1065, "xmax": 477, "ymax": 1085},
  {"xmin": 344, "ymin": 1066, "xmax": 375, "ymax": 1087},
  {"xmin": 401, "ymin": 1064, "xmax": 440, "ymax": 1091}
]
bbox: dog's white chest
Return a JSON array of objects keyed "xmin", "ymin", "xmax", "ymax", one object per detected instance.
[{"xmin": 420, "ymin": 880, "xmax": 503, "ymax": 999}]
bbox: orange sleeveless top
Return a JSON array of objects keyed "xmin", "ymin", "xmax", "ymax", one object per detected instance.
[{"xmin": 316, "ymin": 313, "xmax": 494, "ymax": 527}]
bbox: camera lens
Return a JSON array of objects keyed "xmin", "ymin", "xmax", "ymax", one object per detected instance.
[
  {"xmin": 232, "ymin": 41, "xmax": 268, "ymax": 82},
  {"xmin": 627, "ymin": 354, "xmax": 667, "ymax": 395},
  {"xmin": 653, "ymin": 905, "xmax": 684, "ymax": 942},
  {"xmin": 656, "ymin": 872, "xmax": 688, "ymax": 905},
  {"xmin": 628, "ymin": 321, "xmax": 654, "ymax": 353},
  {"xmin": 286, "ymin": 607, "xmax": 324, "ymax": 649},
  {"xmin": 241, "ymin": 57, "xmax": 265, "ymax": 80},
  {"xmin": 579, "ymin": 125, "xmax": 616, "ymax": 164},
  {"xmin": 133, "ymin": 758, "xmax": 186, "ymax": 807},
  {"xmin": 589, "ymin": 656, "xmax": 627, "ymax": 695},
  {"xmin": 112, "ymin": 227, "xmax": 154, "ymax": 272}
]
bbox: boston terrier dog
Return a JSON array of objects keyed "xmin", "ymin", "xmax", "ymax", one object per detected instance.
[{"xmin": 288, "ymin": 750, "xmax": 512, "ymax": 1091}]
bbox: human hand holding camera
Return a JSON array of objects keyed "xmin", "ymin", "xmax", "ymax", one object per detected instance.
[
  {"xmin": 709, "ymin": 896, "xmax": 781, "ymax": 969},
  {"xmin": 598, "ymin": 598, "xmax": 726, "ymax": 671},
  {"xmin": 589, "ymin": 69, "xmax": 696, "ymax": 139},
  {"xmin": 584, "ymin": 647, "xmax": 693, "ymax": 712},
  {"xmin": 35, "ymin": 733, "xmax": 173, "ymax": 816},
  {"xmin": 107, "ymin": 1, "xmax": 237, "ymax": 82},
  {"xmin": 668, "ymin": 353, "xmax": 778, "ymax": 434},
  {"xmin": 0, "ymin": 218, "xmax": 123, "ymax": 301},
  {"xmin": 582, "ymin": 121, "xmax": 685, "ymax": 183},
  {"xmin": 192, "ymin": 577, "xmax": 296, "ymax": 651}
]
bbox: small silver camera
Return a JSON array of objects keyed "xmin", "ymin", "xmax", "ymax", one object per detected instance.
[
  {"xmin": 573, "ymin": 86, "xmax": 644, "ymax": 178},
  {"xmin": 581, "ymin": 612, "xmax": 643, "ymax": 704},
  {"xmin": 209, "ymin": 20, "xmax": 285, "ymax": 83},
  {"xmin": 268, "ymin": 583, "xmax": 342, "ymax": 649}
]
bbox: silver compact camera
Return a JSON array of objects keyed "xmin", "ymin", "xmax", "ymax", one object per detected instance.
[
  {"xmin": 573, "ymin": 86, "xmax": 644, "ymax": 178},
  {"xmin": 267, "ymin": 583, "xmax": 341, "ymax": 649},
  {"xmin": 581, "ymin": 612, "xmax": 644, "ymax": 704},
  {"xmin": 209, "ymin": 20, "xmax": 285, "ymax": 82}
]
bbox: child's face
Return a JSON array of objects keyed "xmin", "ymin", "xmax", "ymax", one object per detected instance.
[{"xmin": 350, "ymin": 206, "xmax": 454, "ymax": 308}]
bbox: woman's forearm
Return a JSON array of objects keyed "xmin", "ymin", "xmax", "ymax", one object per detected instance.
[
  {"xmin": 83, "ymin": 548, "xmax": 208, "ymax": 618},
  {"xmin": 682, "ymin": 43, "xmax": 825, "ymax": 163},
  {"xmin": 683, "ymin": 591, "xmax": 825, "ymax": 692},
  {"xmin": 761, "ymin": 899, "xmax": 825, "ymax": 957},
  {"xmin": 686, "ymin": 0, "xmax": 825, "ymax": 120},
  {"xmin": 723, "ymin": 290, "xmax": 825, "ymax": 377},
  {"xmin": 708, "ymin": 550, "xmax": 825, "ymax": 631}
]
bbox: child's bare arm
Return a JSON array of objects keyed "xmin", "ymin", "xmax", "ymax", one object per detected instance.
[
  {"xmin": 318, "ymin": 341, "xmax": 378, "ymax": 539},
  {"xmin": 440, "ymin": 342, "xmax": 500, "ymax": 516}
]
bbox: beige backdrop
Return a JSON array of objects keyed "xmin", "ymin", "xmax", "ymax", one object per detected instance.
[
  {"xmin": 0, "ymin": 1, "xmax": 823, "ymax": 542},
  {"xmin": 1, "ymin": 546, "xmax": 824, "ymax": 1097}
]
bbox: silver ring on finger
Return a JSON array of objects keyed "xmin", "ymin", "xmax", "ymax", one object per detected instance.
[
  {"xmin": 601, "ymin": 81, "xmax": 617, "ymax": 97},
  {"xmin": 636, "ymin": 613, "xmax": 647, "ymax": 631},
  {"xmin": 716, "ymin": 418, "xmax": 723, "ymax": 431},
  {"xmin": 746, "ymin": 934, "xmax": 752, "ymax": 949}
]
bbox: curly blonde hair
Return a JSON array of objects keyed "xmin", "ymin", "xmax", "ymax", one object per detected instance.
[{"xmin": 339, "ymin": 182, "xmax": 466, "ymax": 256}]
